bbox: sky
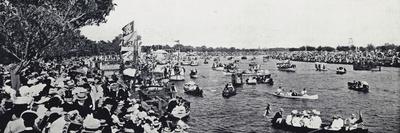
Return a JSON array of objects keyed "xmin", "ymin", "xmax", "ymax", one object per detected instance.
[{"xmin": 80, "ymin": 0, "xmax": 400, "ymax": 48}]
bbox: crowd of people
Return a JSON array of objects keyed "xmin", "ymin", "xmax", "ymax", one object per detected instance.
[
  {"xmin": 271, "ymin": 108, "xmax": 363, "ymax": 131},
  {"xmin": 0, "ymin": 57, "xmax": 190, "ymax": 133},
  {"xmin": 269, "ymin": 50, "xmax": 400, "ymax": 67}
]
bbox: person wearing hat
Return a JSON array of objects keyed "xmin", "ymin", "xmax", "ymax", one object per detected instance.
[
  {"xmin": 300, "ymin": 111, "xmax": 311, "ymax": 127},
  {"xmin": 62, "ymin": 90, "xmax": 75, "ymax": 112},
  {"xmin": 291, "ymin": 111, "xmax": 302, "ymax": 127},
  {"xmin": 2, "ymin": 80, "xmax": 16, "ymax": 100},
  {"xmin": 309, "ymin": 109, "xmax": 322, "ymax": 129},
  {"xmin": 72, "ymin": 87, "xmax": 92, "ymax": 117},
  {"xmin": 285, "ymin": 110, "xmax": 297, "ymax": 126},
  {"xmin": 272, "ymin": 108, "xmax": 284, "ymax": 124},
  {"xmin": 345, "ymin": 112, "xmax": 362, "ymax": 131},
  {"xmin": 3, "ymin": 97, "xmax": 31, "ymax": 133},
  {"xmin": 19, "ymin": 110, "xmax": 40, "ymax": 133},
  {"xmin": 82, "ymin": 114, "xmax": 102, "ymax": 133},
  {"xmin": 94, "ymin": 98, "xmax": 115, "ymax": 133},
  {"xmin": 326, "ymin": 114, "xmax": 344, "ymax": 131}
]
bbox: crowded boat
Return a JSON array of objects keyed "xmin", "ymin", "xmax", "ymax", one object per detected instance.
[
  {"xmin": 271, "ymin": 109, "xmax": 367, "ymax": 133},
  {"xmin": 348, "ymin": 81, "xmax": 369, "ymax": 92}
]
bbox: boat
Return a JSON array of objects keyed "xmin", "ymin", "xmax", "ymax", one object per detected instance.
[
  {"xmin": 246, "ymin": 77, "xmax": 257, "ymax": 85},
  {"xmin": 169, "ymin": 65, "xmax": 185, "ymax": 81},
  {"xmin": 250, "ymin": 56, "xmax": 256, "ymax": 61},
  {"xmin": 315, "ymin": 62, "xmax": 328, "ymax": 71},
  {"xmin": 348, "ymin": 81, "xmax": 369, "ymax": 92},
  {"xmin": 190, "ymin": 60, "xmax": 199, "ymax": 66},
  {"xmin": 241, "ymin": 56, "xmax": 247, "ymax": 60},
  {"xmin": 271, "ymin": 92, "xmax": 318, "ymax": 100},
  {"xmin": 231, "ymin": 73, "xmax": 244, "ymax": 86},
  {"xmin": 227, "ymin": 56, "xmax": 234, "ymax": 60},
  {"xmin": 181, "ymin": 60, "xmax": 191, "ymax": 66},
  {"xmin": 336, "ymin": 67, "xmax": 347, "ymax": 74},
  {"xmin": 168, "ymin": 99, "xmax": 190, "ymax": 121},
  {"xmin": 257, "ymin": 73, "xmax": 273, "ymax": 85},
  {"xmin": 183, "ymin": 81, "xmax": 203, "ymax": 96},
  {"xmin": 222, "ymin": 83, "xmax": 236, "ymax": 98},
  {"xmin": 234, "ymin": 59, "xmax": 240, "ymax": 63},
  {"xmin": 212, "ymin": 63, "xmax": 224, "ymax": 71},
  {"xmin": 189, "ymin": 69, "xmax": 198, "ymax": 78},
  {"xmin": 353, "ymin": 60, "xmax": 381, "ymax": 71},
  {"xmin": 271, "ymin": 118, "xmax": 368, "ymax": 133},
  {"xmin": 277, "ymin": 60, "xmax": 296, "ymax": 72}
]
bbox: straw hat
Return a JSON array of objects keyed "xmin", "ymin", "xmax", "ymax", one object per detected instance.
[
  {"xmin": 21, "ymin": 110, "xmax": 38, "ymax": 121},
  {"xmin": 48, "ymin": 88, "xmax": 59, "ymax": 95},
  {"xmin": 82, "ymin": 114, "xmax": 101, "ymax": 133},
  {"xmin": 291, "ymin": 110, "xmax": 298, "ymax": 115},
  {"xmin": 14, "ymin": 97, "xmax": 32, "ymax": 105},
  {"xmin": 73, "ymin": 87, "xmax": 88, "ymax": 101}
]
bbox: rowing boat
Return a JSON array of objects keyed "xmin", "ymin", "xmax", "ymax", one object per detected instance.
[{"xmin": 272, "ymin": 93, "xmax": 318, "ymax": 100}]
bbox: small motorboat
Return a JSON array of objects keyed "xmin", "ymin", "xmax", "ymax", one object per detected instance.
[
  {"xmin": 170, "ymin": 65, "xmax": 185, "ymax": 81},
  {"xmin": 227, "ymin": 56, "xmax": 233, "ymax": 60},
  {"xmin": 272, "ymin": 93, "xmax": 319, "ymax": 100},
  {"xmin": 181, "ymin": 60, "xmax": 191, "ymax": 66},
  {"xmin": 241, "ymin": 56, "xmax": 247, "ymax": 60},
  {"xmin": 189, "ymin": 69, "xmax": 198, "ymax": 78},
  {"xmin": 336, "ymin": 67, "xmax": 347, "ymax": 74},
  {"xmin": 222, "ymin": 83, "xmax": 236, "ymax": 98},
  {"xmin": 190, "ymin": 60, "xmax": 199, "ymax": 66},
  {"xmin": 183, "ymin": 81, "xmax": 203, "ymax": 96},
  {"xmin": 246, "ymin": 77, "xmax": 257, "ymax": 85},
  {"xmin": 277, "ymin": 60, "xmax": 296, "ymax": 72},
  {"xmin": 212, "ymin": 63, "xmax": 224, "ymax": 71},
  {"xmin": 348, "ymin": 81, "xmax": 369, "ymax": 92},
  {"xmin": 257, "ymin": 74, "xmax": 273, "ymax": 85}
]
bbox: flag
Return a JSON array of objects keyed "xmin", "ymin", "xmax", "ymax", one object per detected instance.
[{"xmin": 122, "ymin": 21, "xmax": 135, "ymax": 36}]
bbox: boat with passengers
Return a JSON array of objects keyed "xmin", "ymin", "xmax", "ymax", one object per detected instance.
[
  {"xmin": 271, "ymin": 110, "xmax": 367, "ymax": 133},
  {"xmin": 222, "ymin": 83, "xmax": 236, "ymax": 98},
  {"xmin": 183, "ymin": 81, "xmax": 203, "ymax": 96},
  {"xmin": 169, "ymin": 64, "xmax": 185, "ymax": 81},
  {"xmin": 336, "ymin": 67, "xmax": 347, "ymax": 74},
  {"xmin": 348, "ymin": 81, "xmax": 369, "ymax": 92},
  {"xmin": 277, "ymin": 60, "xmax": 296, "ymax": 72}
]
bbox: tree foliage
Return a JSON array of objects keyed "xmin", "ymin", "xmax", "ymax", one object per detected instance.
[{"xmin": 0, "ymin": 0, "xmax": 114, "ymax": 71}]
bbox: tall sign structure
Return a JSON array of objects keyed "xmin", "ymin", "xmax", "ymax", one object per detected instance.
[{"xmin": 120, "ymin": 21, "xmax": 141, "ymax": 67}]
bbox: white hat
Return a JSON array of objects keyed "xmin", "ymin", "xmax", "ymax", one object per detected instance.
[
  {"xmin": 27, "ymin": 79, "xmax": 38, "ymax": 85},
  {"xmin": 14, "ymin": 97, "xmax": 32, "ymax": 105},
  {"xmin": 291, "ymin": 110, "xmax": 298, "ymax": 114},
  {"xmin": 82, "ymin": 114, "xmax": 101, "ymax": 132},
  {"xmin": 35, "ymin": 97, "xmax": 50, "ymax": 104},
  {"xmin": 312, "ymin": 109, "xmax": 320, "ymax": 115},
  {"xmin": 48, "ymin": 88, "xmax": 59, "ymax": 95},
  {"xmin": 73, "ymin": 87, "xmax": 88, "ymax": 100}
]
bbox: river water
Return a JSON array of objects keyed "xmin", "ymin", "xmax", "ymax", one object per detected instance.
[{"xmin": 171, "ymin": 56, "xmax": 400, "ymax": 133}]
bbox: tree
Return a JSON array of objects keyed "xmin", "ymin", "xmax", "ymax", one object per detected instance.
[{"xmin": 0, "ymin": 0, "xmax": 115, "ymax": 89}]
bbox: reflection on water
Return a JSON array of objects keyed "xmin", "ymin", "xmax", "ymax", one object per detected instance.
[{"xmin": 171, "ymin": 57, "xmax": 399, "ymax": 133}]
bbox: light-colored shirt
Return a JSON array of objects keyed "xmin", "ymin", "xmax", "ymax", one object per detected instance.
[
  {"xmin": 291, "ymin": 116, "xmax": 302, "ymax": 127},
  {"xmin": 285, "ymin": 115, "xmax": 293, "ymax": 125},
  {"xmin": 4, "ymin": 118, "xmax": 25, "ymax": 133},
  {"xmin": 330, "ymin": 118, "xmax": 344, "ymax": 130},
  {"xmin": 301, "ymin": 117, "xmax": 311, "ymax": 127},
  {"xmin": 309, "ymin": 116, "xmax": 322, "ymax": 129}
]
